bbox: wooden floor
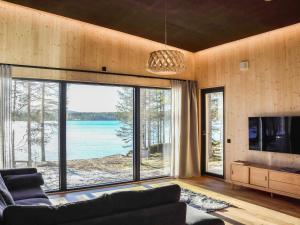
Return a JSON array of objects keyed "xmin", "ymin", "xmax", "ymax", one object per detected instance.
[
  {"xmin": 50, "ymin": 177, "xmax": 300, "ymax": 225},
  {"xmin": 178, "ymin": 177, "xmax": 300, "ymax": 225}
]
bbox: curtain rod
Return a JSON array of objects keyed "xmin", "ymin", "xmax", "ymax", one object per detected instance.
[{"xmin": 0, "ymin": 63, "xmax": 189, "ymax": 82}]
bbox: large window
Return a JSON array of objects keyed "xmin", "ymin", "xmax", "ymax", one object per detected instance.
[
  {"xmin": 10, "ymin": 79, "xmax": 172, "ymax": 191},
  {"xmin": 66, "ymin": 84, "xmax": 134, "ymax": 188},
  {"xmin": 11, "ymin": 80, "xmax": 60, "ymax": 191}
]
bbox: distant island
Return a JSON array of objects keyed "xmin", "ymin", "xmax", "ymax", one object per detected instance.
[{"xmin": 67, "ymin": 111, "xmax": 118, "ymax": 121}]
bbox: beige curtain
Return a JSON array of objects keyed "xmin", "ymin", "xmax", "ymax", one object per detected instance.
[
  {"xmin": 0, "ymin": 65, "xmax": 12, "ymax": 168},
  {"xmin": 171, "ymin": 80, "xmax": 201, "ymax": 178}
]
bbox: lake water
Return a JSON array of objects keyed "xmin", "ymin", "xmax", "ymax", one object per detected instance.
[{"xmin": 13, "ymin": 120, "xmax": 131, "ymax": 161}]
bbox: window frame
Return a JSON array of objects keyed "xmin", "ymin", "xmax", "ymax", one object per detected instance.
[
  {"xmin": 139, "ymin": 87, "xmax": 172, "ymax": 180},
  {"xmin": 201, "ymin": 87, "xmax": 225, "ymax": 179},
  {"xmin": 11, "ymin": 78, "xmax": 171, "ymax": 192}
]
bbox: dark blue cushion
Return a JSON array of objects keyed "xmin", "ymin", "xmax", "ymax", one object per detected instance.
[
  {"xmin": 0, "ymin": 168, "xmax": 37, "ymax": 177},
  {"xmin": 4, "ymin": 173, "xmax": 44, "ymax": 189},
  {"xmin": 15, "ymin": 198, "xmax": 51, "ymax": 206},
  {"xmin": 9, "ymin": 186, "xmax": 47, "ymax": 201},
  {"xmin": 0, "ymin": 175, "xmax": 14, "ymax": 205}
]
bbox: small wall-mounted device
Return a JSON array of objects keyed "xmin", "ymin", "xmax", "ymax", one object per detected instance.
[
  {"xmin": 240, "ymin": 60, "xmax": 249, "ymax": 71},
  {"xmin": 102, "ymin": 66, "xmax": 107, "ymax": 72}
]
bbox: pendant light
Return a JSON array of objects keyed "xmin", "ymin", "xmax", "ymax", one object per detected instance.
[{"xmin": 147, "ymin": 0, "xmax": 185, "ymax": 75}]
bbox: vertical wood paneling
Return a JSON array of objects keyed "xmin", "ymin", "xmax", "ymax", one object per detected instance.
[
  {"xmin": 0, "ymin": 1, "xmax": 195, "ymax": 81},
  {"xmin": 195, "ymin": 23, "xmax": 300, "ymax": 181}
]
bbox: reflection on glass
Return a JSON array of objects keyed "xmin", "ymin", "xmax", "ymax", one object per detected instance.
[
  {"xmin": 205, "ymin": 92, "xmax": 224, "ymax": 176},
  {"xmin": 140, "ymin": 88, "xmax": 172, "ymax": 179},
  {"xmin": 11, "ymin": 80, "xmax": 60, "ymax": 191},
  {"xmin": 66, "ymin": 84, "xmax": 134, "ymax": 188}
]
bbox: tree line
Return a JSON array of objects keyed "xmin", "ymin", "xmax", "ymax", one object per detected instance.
[{"xmin": 67, "ymin": 111, "xmax": 118, "ymax": 121}]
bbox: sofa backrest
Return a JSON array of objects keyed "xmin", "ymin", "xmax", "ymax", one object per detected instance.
[
  {"xmin": 110, "ymin": 184, "xmax": 181, "ymax": 213},
  {"xmin": 61, "ymin": 202, "xmax": 187, "ymax": 225},
  {"xmin": 0, "ymin": 168, "xmax": 37, "ymax": 177},
  {"xmin": 3, "ymin": 184, "xmax": 183, "ymax": 225}
]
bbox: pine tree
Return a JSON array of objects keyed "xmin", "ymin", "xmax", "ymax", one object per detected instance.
[
  {"xmin": 116, "ymin": 88, "xmax": 133, "ymax": 149},
  {"xmin": 11, "ymin": 80, "xmax": 59, "ymax": 166},
  {"xmin": 116, "ymin": 88, "xmax": 171, "ymax": 156}
]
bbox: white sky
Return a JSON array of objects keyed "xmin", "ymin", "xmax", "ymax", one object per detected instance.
[{"xmin": 67, "ymin": 84, "xmax": 122, "ymax": 112}]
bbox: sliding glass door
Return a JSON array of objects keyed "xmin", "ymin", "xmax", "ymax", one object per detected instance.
[
  {"xmin": 66, "ymin": 84, "xmax": 134, "ymax": 188},
  {"xmin": 140, "ymin": 88, "xmax": 172, "ymax": 179},
  {"xmin": 10, "ymin": 79, "xmax": 172, "ymax": 191},
  {"xmin": 201, "ymin": 87, "xmax": 224, "ymax": 178}
]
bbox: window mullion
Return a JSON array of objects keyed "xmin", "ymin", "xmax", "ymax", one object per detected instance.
[
  {"xmin": 59, "ymin": 82, "xmax": 67, "ymax": 191},
  {"xmin": 133, "ymin": 87, "xmax": 140, "ymax": 181}
]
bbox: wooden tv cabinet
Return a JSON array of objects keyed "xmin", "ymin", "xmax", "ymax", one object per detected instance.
[{"xmin": 230, "ymin": 161, "xmax": 300, "ymax": 199}]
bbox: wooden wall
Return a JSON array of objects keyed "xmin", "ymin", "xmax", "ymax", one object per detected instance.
[
  {"xmin": 195, "ymin": 23, "xmax": 300, "ymax": 181},
  {"xmin": 0, "ymin": 1, "xmax": 195, "ymax": 83}
]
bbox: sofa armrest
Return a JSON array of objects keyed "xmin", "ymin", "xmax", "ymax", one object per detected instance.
[{"xmin": 0, "ymin": 168, "xmax": 37, "ymax": 177}]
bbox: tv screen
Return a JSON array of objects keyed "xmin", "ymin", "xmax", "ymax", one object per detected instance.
[{"xmin": 249, "ymin": 117, "xmax": 300, "ymax": 155}]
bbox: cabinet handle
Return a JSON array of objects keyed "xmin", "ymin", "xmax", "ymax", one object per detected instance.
[{"xmin": 265, "ymin": 176, "xmax": 268, "ymax": 181}]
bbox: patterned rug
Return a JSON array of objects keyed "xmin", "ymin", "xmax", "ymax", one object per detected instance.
[{"xmin": 180, "ymin": 188, "xmax": 231, "ymax": 212}]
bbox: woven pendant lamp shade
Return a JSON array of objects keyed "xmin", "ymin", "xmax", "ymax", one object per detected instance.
[{"xmin": 147, "ymin": 49, "xmax": 185, "ymax": 75}]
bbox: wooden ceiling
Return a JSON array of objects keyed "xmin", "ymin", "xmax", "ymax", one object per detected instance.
[{"xmin": 5, "ymin": 0, "xmax": 300, "ymax": 52}]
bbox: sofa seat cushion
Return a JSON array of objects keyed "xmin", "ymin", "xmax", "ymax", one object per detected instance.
[
  {"xmin": 0, "ymin": 175, "xmax": 14, "ymax": 205},
  {"xmin": 186, "ymin": 206, "xmax": 224, "ymax": 225},
  {"xmin": 15, "ymin": 198, "xmax": 52, "ymax": 206},
  {"xmin": 111, "ymin": 184, "xmax": 181, "ymax": 213},
  {"xmin": 10, "ymin": 186, "xmax": 47, "ymax": 201}
]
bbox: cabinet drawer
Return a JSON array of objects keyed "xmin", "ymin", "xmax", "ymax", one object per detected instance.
[
  {"xmin": 231, "ymin": 164, "xmax": 249, "ymax": 184},
  {"xmin": 250, "ymin": 167, "xmax": 268, "ymax": 188},
  {"xmin": 269, "ymin": 180, "xmax": 300, "ymax": 196},
  {"xmin": 269, "ymin": 171, "xmax": 300, "ymax": 186}
]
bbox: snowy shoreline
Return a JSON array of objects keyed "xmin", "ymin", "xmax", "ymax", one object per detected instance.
[{"xmin": 36, "ymin": 154, "xmax": 169, "ymax": 190}]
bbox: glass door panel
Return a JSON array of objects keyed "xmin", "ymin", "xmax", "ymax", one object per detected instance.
[
  {"xmin": 139, "ymin": 88, "xmax": 172, "ymax": 179},
  {"xmin": 202, "ymin": 88, "xmax": 224, "ymax": 177},
  {"xmin": 66, "ymin": 84, "xmax": 134, "ymax": 188}
]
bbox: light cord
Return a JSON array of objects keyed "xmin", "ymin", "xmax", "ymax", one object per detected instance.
[{"xmin": 164, "ymin": 0, "xmax": 167, "ymax": 49}]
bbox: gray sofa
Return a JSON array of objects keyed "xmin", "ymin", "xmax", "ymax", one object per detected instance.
[{"xmin": 0, "ymin": 168, "xmax": 224, "ymax": 225}]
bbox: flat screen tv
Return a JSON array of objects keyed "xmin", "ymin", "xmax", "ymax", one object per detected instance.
[{"xmin": 249, "ymin": 116, "xmax": 300, "ymax": 155}]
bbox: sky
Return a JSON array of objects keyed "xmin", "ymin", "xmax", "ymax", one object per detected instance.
[{"xmin": 67, "ymin": 84, "xmax": 128, "ymax": 112}]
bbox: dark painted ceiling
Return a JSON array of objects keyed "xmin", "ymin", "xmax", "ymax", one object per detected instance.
[{"xmin": 5, "ymin": 0, "xmax": 300, "ymax": 52}]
